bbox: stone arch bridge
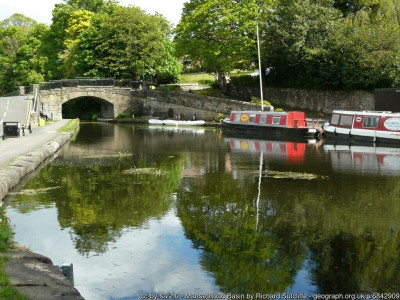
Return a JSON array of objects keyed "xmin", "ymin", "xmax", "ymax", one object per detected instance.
[
  {"xmin": 28, "ymin": 78, "xmax": 258, "ymax": 122},
  {"xmin": 36, "ymin": 79, "xmax": 149, "ymax": 120}
]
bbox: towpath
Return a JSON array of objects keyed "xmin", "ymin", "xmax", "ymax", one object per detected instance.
[{"xmin": 0, "ymin": 119, "xmax": 70, "ymax": 168}]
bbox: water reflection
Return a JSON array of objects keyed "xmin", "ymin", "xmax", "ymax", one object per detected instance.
[
  {"xmin": 6, "ymin": 124, "xmax": 400, "ymax": 299},
  {"xmin": 324, "ymin": 143, "xmax": 400, "ymax": 176}
]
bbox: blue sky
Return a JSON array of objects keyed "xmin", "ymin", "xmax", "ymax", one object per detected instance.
[{"xmin": 0, "ymin": 0, "xmax": 187, "ymax": 26}]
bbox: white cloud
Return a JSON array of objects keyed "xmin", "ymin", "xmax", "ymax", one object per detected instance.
[{"xmin": 0, "ymin": 0, "xmax": 187, "ymax": 26}]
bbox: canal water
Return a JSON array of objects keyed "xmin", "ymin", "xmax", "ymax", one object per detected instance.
[{"xmin": 6, "ymin": 123, "xmax": 400, "ymax": 300}]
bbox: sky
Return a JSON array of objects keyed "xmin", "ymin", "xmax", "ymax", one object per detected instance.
[{"xmin": 0, "ymin": 0, "xmax": 188, "ymax": 26}]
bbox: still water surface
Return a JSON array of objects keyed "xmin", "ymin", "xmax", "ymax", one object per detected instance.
[{"xmin": 6, "ymin": 123, "xmax": 400, "ymax": 299}]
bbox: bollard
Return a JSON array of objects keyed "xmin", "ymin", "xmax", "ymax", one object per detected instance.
[
  {"xmin": 60, "ymin": 263, "xmax": 74, "ymax": 286},
  {"xmin": 22, "ymin": 126, "xmax": 25, "ymax": 136}
]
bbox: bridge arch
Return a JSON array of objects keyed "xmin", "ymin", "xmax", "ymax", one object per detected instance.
[
  {"xmin": 62, "ymin": 96, "xmax": 114, "ymax": 120},
  {"xmin": 38, "ymin": 86, "xmax": 134, "ymax": 120}
]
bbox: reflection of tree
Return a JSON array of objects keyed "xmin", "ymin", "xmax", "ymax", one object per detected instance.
[
  {"xmin": 177, "ymin": 171, "xmax": 305, "ymax": 294},
  {"xmin": 177, "ymin": 158, "xmax": 400, "ymax": 294},
  {"xmin": 305, "ymin": 176, "xmax": 400, "ymax": 294},
  {"xmin": 10, "ymin": 157, "xmax": 182, "ymax": 255}
]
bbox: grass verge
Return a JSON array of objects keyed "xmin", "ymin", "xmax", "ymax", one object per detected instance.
[
  {"xmin": 0, "ymin": 206, "xmax": 28, "ymax": 299},
  {"xmin": 178, "ymin": 73, "xmax": 214, "ymax": 85},
  {"xmin": 58, "ymin": 118, "xmax": 80, "ymax": 132}
]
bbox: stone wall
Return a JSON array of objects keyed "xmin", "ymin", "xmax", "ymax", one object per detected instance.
[
  {"xmin": 133, "ymin": 90, "xmax": 272, "ymax": 120},
  {"xmin": 226, "ymin": 85, "xmax": 375, "ymax": 113}
]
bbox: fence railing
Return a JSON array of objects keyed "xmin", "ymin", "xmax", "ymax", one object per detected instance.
[{"xmin": 38, "ymin": 78, "xmax": 156, "ymax": 91}]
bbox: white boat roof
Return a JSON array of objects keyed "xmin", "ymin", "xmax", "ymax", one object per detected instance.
[{"xmin": 332, "ymin": 110, "xmax": 400, "ymax": 117}]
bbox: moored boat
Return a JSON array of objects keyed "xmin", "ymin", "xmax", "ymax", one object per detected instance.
[
  {"xmin": 221, "ymin": 110, "xmax": 318, "ymax": 137},
  {"xmin": 323, "ymin": 110, "xmax": 400, "ymax": 144},
  {"xmin": 148, "ymin": 119, "xmax": 205, "ymax": 126}
]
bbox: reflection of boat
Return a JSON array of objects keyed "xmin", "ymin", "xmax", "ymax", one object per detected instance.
[
  {"xmin": 226, "ymin": 137, "xmax": 309, "ymax": 163},
  {"xmin": 148, "ymin": 119, "xmax": 205, "ymax": 126},
  {"xmin": 323, "ymin": 110, "xmax": 400, "ymax": 144},
  {"xmin": 323, "ymin": 143, "xmax": 400, "ymax": 175},
  {"xmin": 221, "ymin": 111, "xmax": 319, "ymax": 137}
]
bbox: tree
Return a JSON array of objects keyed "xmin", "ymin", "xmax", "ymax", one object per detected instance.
[
  {"xmin": 322, "ymin": 13, "xmax": 400, "ymax": 89},
  {"xmin": 264, "ymin": 0, "xmax": 341, "ymax": 88},
  {"xmin": 41, "ymin": 0, "xmax": 116, "ymax": 79},
  {"xmin": 175, "ymin": 0, "xmax": 274, "ymax": 91},
  {"xmin": 76, "ymin": 6, "xmax": 181, "ymax": 81},
  {"xmin": 0, "ymin": 14, "xmax": 48, "ymax": 94},
  {"xmin": 59, "ymin": 9, "xmax": 94, "ymax": 77}
]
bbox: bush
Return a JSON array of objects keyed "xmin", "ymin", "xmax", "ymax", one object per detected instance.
[
  {"xmin": 230, "ymin": 75, "xmax": 260, "ymax": 87},
  {"xmin": 159, "ymin": 85, "xmax": 182, "ymax": 92},
  {"xmin": 167, "ymin": 108, "xmax": 174, "ymax": 118},
  {"xmin": 116, "ymin": 113, "xmax": 132, "ymax": 120},
  {"xmin": 215, "ymin": 113, "xmax": 225, "ymax": 122},
  {"xmin": 198, "ymin": 79, "xmax": 214, "ymax": 86},
  {"xmin": 275, "ymin": 108, "xmax": 284, "ymax": 112},
  {"xmin": 195, "ymin": 89, "xmax": 223, "ymax": 97},
  {"xmin": 250, "ymin": 96, "xmax": 271, "ymax": 107}
]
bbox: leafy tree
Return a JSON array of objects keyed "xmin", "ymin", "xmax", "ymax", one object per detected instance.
[
  {"xmin": 59, "ymin": 9, "xmax": 94, "ymax": 77},
  {"xmin": 315, "ymin": 14, "xmax": 400, "ymax": 89},
  {"xmin": 264, "ymin": 0, "xmax": 341, "ymax": 88},
  {"xmin": 175, "ymin": 0, "xmax": 274, "ymax": 90},
  {"xmin": 0, "ymin": 14, "xmax": 48, "ymax": 94},
  {"xmin": 76, "ymin": 6, "xmax": 181, "ymax": 81},
  {"xmin": 40, "ymin": 0, "xmax": 116, "ymax": 79}
]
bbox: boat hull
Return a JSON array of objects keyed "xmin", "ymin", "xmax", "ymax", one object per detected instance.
[
  {"xmin": 324, "ymin": 126, "xmax": 400, "ymax": 144},
  {"xmin": 221, "ymin": 120, "xmax": 311, "ymax": 137}
]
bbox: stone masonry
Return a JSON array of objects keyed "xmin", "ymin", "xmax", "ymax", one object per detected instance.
[{"xmin": 37, "ymin": 85, "xmax": 375, "ymax": 121}]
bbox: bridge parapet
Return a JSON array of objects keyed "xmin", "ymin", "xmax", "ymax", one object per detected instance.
[{"xmin": 39, "ymin": 78, "xmax": 155, "ymax": 91}]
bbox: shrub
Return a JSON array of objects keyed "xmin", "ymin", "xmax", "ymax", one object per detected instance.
[
  {"xmin": 250, "ymin": 96, "xmax": 271, "ymax": 107},
  {"xmin": 230, "ymin": 75, "xmax": 260, "ymax": 87},
  {"xmin": 215, "ymin": 113, "xmax": 225, "ymax": 122},
  {"xmin": 196, "ymin": 89, "xmax": 222, "ymax": 97},
  {"xmin": 159, "ymin": 85, "xmax": 181, "ymax": 92},
  {"xmin": 198, "ymin": 79, "xmax": 214, "ymax": 86},
  {"xmin": 167, "ymin": 108, "xmax": 174, "ymax": 118},
  {"xmin": 116, "ymin": 113, "xmax": 131, "ymax": 120},
  {"xmin": 275, "ymin": 108, "xmax": 284, "ymax": 112}
]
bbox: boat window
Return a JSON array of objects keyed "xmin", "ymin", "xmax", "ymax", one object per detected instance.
[
  {"xmin": 363, "ymin": 116, "xmax": 379, "ymax": 128},
  {"xmin": 272, "ymin": 116, "xmax": 281, "ymax": 125},
  {"xmin": 249, "ymin": 114, "xmax": 256, "ymax": 123},
  {"xmin": 339, "ymin": 115, "xmax": 353, "ymax": 126},
  {"xmin": 331, "ymin": 113, "xmax": 340, "ymax": 125},
  {"xmin": 234, "ymin": 114, "xmax": 240, "ymax": 122},
  {"xmin": 260, "ymin": 115, "xmax": 267, "ymax": 123}
]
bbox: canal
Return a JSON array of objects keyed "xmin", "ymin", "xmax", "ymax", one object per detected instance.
[{"xmin": 6, "ymin": 123, "xmax": 400, "ymax": 299}]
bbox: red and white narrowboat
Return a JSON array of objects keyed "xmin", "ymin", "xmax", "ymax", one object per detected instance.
[
  {"xmin": 221, "ymin": 111, "xmax": 318, "ymax": 137},
  {"xmin": 323, "ymin": 110, "xmax": 400, "ymax": 144}
]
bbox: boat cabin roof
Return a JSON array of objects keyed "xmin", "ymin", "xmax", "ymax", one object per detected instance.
[
  {"xmin": 332, "ymin": 110, "xmax": 400, "ymax": 117},
  {"xmin": 230, "ymin": 110, "xmax": 304, "ymax": 115}
]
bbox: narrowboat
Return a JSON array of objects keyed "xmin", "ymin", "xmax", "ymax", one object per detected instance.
[
  {"xmin": 323, "ymin": 110, "xmax": 400, "ymax": 144},
  {"xmin": 221, "ymin": 111, "xmax": 318, "ymax": 137}
]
